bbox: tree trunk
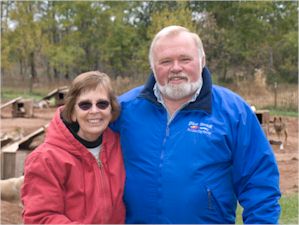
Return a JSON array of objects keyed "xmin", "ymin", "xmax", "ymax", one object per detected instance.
[
  {"xmin": 46, "ymin": 61, "xmax": 52, "ymax": 82},
  {"xmin": 268, "ymin": 47, "xmax": 273, "ymax": 72},
  {"xmin": 29, "ymin": 52, "xmax": 37, "ymax": 94}
]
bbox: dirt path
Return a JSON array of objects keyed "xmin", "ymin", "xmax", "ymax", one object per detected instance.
[{"xmin": 1, "ymin": 107, "xmax": 297, "ymax": 224}]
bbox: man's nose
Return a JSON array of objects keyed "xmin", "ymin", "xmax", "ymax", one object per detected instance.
[{"xmin": 170, "ymin": 61, "xmax": 183, "ymax": 73}]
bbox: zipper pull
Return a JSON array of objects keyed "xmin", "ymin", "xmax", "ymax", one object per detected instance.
[
  {"xmin": 207, "ymin": 188, "xmax": 213, "ymax": 210},
  {"xmin": 97, "ymin": 159, "xmax": 102, "ymax": 168}
]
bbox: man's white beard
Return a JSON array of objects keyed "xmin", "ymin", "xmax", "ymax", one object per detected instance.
[{"xmin": 157, "ymin": 73, "xmax": 203, "ymax": 100}]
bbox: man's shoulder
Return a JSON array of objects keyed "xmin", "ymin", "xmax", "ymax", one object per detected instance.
[
  {"xmin": 212, "ymin": 84, "xmax": 245, "ymax": 102},
  {"xmin": 118, "ymin": 85, "xmax": 144, "ymax": 103},
  {"xmin": 211, "ymin": 84, "xmax": 252, "ymax": 112}
]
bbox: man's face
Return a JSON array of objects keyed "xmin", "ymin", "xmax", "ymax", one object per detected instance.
[{"xmin": 152, "ymin": 32, "xmax": 204, "ymax": 101}]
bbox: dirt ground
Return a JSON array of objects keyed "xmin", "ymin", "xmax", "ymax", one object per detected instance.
[{"xmin": 0, "ymin": 106, "xmax": 298, "ymax": 224}]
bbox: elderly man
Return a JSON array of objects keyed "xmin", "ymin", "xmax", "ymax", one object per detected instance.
[{"xmin": 112, "ymin": 25, "xmax": 281, "ymax": 224}]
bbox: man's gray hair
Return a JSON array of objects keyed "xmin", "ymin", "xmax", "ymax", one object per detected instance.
[{"xmin": 149, "ymin": 25, "xmax": 205, "ymax": 70}]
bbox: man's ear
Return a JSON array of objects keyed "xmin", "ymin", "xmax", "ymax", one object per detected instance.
[
  {"xmin": 202, "ymin": 54, "xmax": 206, "ymax": 68},
  {"xmin": 199, "ymin": 47, "xmax": 206, "ymax": 68}
]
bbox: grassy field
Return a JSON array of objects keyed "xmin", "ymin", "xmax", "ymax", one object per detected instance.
[
  {"xmin": 1, "ymin": 87, "xmax": 46, "ymax": 101},
  {"xmin": 2, "ymin": 74, "xmax": 298, "ymax": 111},
  {"xmin": 236, "ymin": 193, "xmax": 298, "ymax": 224},
  {"xmin": 1, "ymin": 85, "xmax": 298, "ymax": 117}
]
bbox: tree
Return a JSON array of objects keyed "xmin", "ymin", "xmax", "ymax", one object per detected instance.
[
  {"xmin": 1, "ymin": 0, "xmax": 297, "ymax": 87},
  {"xmin": 190, "ymin": 1, "xmax": 298, "ymax": 83},
  {"xmin": 7, "ymin": 1, "xmax": 43, "ymax": 93}
]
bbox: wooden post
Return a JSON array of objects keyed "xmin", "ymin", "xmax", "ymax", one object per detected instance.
[{"xmin": 274, "ymin": 82, "xmax": 277, "ymax": 109}]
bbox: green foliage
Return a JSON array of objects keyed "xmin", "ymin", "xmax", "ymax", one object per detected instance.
[
  {"xmin": 147, "ymin": 2, "xmax": 196, "ymax": 37},
  {"xmin": 100, "ymin": 2, "xmax": 139, "ymax": 77},
  {"xmin": 1, "ymin": 1, "xmax": 297, "ymax": 88},
  {"xmin": 275, "ymin": 31, "xmax": 298, "ymax": 83}
]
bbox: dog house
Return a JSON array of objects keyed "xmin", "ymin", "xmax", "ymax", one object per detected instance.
[
  {"xmin": 1, "ymin": 125, "xmax": 48, "ymax": 179},
  {"xmin": 43, "ymin": 86, "xmax": 69, "ymax": 107},
  {"xmin": 255, "ymin": 109, "xmax": 270, "ymax": 136},
  {"xmin": 12, "ymin": 99, "xmax": 34, "ymax": 118}
]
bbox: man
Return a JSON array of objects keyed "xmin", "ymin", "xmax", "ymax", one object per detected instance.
[{"xmin": 112, "ymin": 25, "xmax": 281, "ymax": 224}]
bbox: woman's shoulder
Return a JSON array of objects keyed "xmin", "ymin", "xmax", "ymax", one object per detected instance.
[{"xmin": 26, "ymin": 142, "xmax": 73, "ymax": 165}]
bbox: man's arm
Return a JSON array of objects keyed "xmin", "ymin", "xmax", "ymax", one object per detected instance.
[{"xmin": 232, "ymin": 107, "xmax": 281, "ymax": 224}]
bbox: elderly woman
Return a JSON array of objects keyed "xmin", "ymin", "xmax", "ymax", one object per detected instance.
[{"xmin": 21, "ymin": 71, "xmax": 125, "ymax": 224}]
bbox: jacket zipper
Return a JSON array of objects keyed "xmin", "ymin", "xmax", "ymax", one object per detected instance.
[
  {"xmin": 97, "ymin": 158, "xmax": 102, "ymax": 168},
  {"xmin": 207, "ymin": 188, "xmax": 213, "ymax": 210},
  {"xmin": 97, "ymin": 155, "xmax": 108, "ymax": 222},
  {"xmin": 163, "ymin": 125, "xmax": 170, "ymax": 145}
]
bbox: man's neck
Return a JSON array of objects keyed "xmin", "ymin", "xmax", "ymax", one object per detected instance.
[{"xmin": 162, "ymin": 95, "xmax": 192, "ymax": 116}]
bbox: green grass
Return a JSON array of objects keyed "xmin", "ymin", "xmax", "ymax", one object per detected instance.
[
  {"xmin": 236, "ymin": 193, "xmax": 298, "ymax": 224},
  {"xmin": 268, "ymin": 107, "xmax": 298, "ymax": 117},
  {"xmin": 1, "ymin": 87, "xmax": 48, "ymax": 102},
  {"xmin": 280, "ymin": 193, "xmax": 299, "ymax": 224},
  {"xmin": 236, "ymin": 203, "xmax": 243, "ymax": 224}
]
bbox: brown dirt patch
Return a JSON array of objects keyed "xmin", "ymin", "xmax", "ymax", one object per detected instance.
[{"xmin": 1, "ymin": 107, "xmax": 298, "ymax": 224}]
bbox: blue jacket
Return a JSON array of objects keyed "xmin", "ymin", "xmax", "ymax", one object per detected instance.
[{"xmin": 112, "ymin": 67, "xmax": 281, "ymax": 224}]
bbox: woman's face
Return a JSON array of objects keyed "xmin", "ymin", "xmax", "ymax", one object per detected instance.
[{"xmin": 72, "ymin": 85, "xmax": 112, "ymax": 141}]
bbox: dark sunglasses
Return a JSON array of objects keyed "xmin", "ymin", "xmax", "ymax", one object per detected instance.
[{"xmin": 77, "ymin": 100, "xmax": 110, "ymax": 111}]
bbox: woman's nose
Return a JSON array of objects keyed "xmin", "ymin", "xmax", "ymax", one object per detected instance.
[{"xmin": 90, "ymin": 104, "xmax": 100, "ymax": 112}]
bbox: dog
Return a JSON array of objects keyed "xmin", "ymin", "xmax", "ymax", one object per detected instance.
[
  {"xmin": 0, "ymin": 176, "xmax": 24, "ymax": 204},
  {"xmin": 273, "ymin": 117, "xmax": 288, "ymax": 146},
  {"xmin": 33, "ymin": 99, "xmax": 50, "ymax": 109}
]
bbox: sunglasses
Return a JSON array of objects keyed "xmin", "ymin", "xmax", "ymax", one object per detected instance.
[{"xmin": 77, "ymin": 100, "xmax": 110, "ymax": 111}]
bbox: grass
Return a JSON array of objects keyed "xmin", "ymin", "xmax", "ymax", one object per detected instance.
[
  {"xmin": 1, "ymin": 87, "xmax": 49, "ymax": 102},
  {"xmin": 268, "ymin": 107, "xmax": 298, "ymax": 117},
  {"xmin": 235, "ymin": 193, "xmax": 298, "ymax": 224},
  {"xmin": 3, "ymin": 87, "xmax": 297, "ymax": 117},
  {"xmin": 280, "ymin": 193, "xmax": 299, "ymax": 224}
]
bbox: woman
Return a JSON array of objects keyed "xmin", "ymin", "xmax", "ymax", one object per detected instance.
[{"xmin": 21, "ymin": 71, "xmax": 125, "ymax": 224}]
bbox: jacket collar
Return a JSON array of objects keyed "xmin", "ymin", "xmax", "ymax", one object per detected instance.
[{"xmin": 139, "ymin": 67, "xmax": 212, "ymax": 114}]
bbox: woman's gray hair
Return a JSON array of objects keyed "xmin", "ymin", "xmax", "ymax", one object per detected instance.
[{"xmin": 149, "ymin": 25, "xmax": 205, "ymax": 71}]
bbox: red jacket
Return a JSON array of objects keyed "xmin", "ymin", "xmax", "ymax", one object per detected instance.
[{"xmin": 21, "ymin": 108, "xmax": 125, "ymax": 224}]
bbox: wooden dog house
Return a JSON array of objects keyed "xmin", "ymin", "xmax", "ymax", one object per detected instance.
[
  {"xmin": 1, "ymin": 124, "xmax": 48, "ymax": 179},
  {"xmin": 43, "ymin": 86, "xmax": 69, "ymax": 107},
  {"xmin": 0, "ymin": 97, "xmax": 34, "ymax": 118},
  {"xmin": 12, "ymin": 99, "xmax": 34, "ymax": 118}
]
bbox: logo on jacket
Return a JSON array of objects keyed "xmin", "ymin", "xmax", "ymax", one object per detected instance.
[{"xmin": 187, "ymin": 121, "xmax": 212, "ymax": 135}]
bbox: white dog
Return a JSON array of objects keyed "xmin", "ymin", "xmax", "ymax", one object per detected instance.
[{"xmin": 1, "ymin": 176, "xmax": 24, "ymax": 203}]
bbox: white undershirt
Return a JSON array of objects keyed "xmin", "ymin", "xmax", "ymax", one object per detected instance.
[{"xmin": 88, "ymin": 144, "xmax": 101, "ymax": 161}]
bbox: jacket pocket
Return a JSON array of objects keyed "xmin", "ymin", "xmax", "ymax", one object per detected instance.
[
  {"xmin": 205, "ymin": 186, "xmax": 235, "ymax": 223},
  {"xmin": 205, "ymin": 185, "xmax": 221, "ymax": 213}
]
